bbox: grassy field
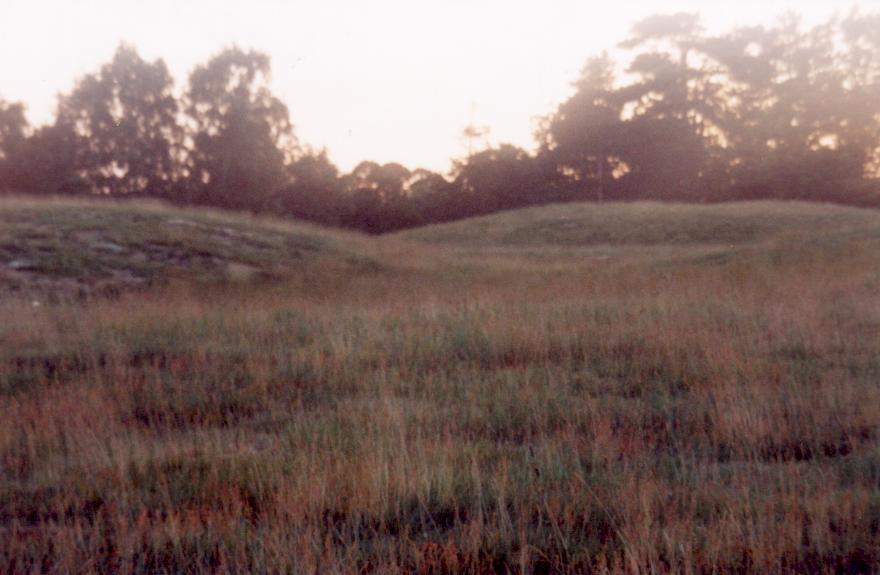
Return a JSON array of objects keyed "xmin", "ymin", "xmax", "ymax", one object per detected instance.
[{"xmin": 1, "ymin": 198, "xmax": 880, "ymax": 573}]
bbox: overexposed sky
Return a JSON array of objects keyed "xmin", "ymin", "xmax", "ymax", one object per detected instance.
[{"xmin": 0, "ymin": 0, "xmax": 873, "ymax": 173}]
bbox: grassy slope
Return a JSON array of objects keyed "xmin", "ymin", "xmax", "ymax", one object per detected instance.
[
  {"xmin": 2, "ymin": 198, "xmax": 880, "ymax": 573},
  {"xmin": 398, "ymin": 201, "xmax": 880, "ymax": 248},
  {"xmin": 0, "ymin": 197, "xmax": 372, "ymax": 299}
]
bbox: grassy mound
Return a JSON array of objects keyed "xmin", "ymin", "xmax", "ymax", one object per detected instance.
[
  {"xmin": 398, "ymin": 201, "xmax": 880, "ymax": 248},
  {"xmin": 0, "ymin": 197, "xmax": 369, "ymax": 298}
]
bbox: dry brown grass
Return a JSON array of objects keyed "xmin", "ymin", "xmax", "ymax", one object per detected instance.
[{"xmin": 1, "ymin": 199, "xmax": 879, "ymax": 573}]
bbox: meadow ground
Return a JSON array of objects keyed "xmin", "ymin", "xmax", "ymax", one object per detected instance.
[{"xmin": 1, "ymin": 198, "xmax": 879, "ymax": 573}]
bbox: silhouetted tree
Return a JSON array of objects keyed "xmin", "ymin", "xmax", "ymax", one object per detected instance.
[
  {"xmin": 0, "ymin": 100, "xmax": 83, "ymax": 196},
  {"xmin": 540, "ymin": 54, "xmax": 626, "ymax": 201},
  {"xmin": 544, "ymin": 12, "xmax": 880, "ymax": 206},
  {"xmin": 0, "ymin": 100, "xmax": 29, "ymax": 192},
  {"xmin": 272, "ymin": 149, "xmax": 344, "ymax": 225},
  {"xmin": 406, "ymin": 169, "xmax": 460, "ymax": 223},
  {"xmin": 17, "ymin": 125, "xmax": 85, "ymax": 195},
  {"xmin": 617, "ymin": 14, "xmax": 727, "ymax": 200},
  {"xmin": 340, "ymin": 161, "xmax": 419, "ymax": 233},
  {"xmin": 699, "ymin": 15, "xmax": 878, "ymax": 201},
  {"xmin": 185, "ymin": 47, "xmax": 297, "ymax": 210},
  {"xmin": 54, "ymin": 45, "xmax": 181, "ymax": 197},
  {"xmin": 453, "ymin": 145, "xmax": 548, "ymax": 214},
  {"xmin": 842, "ymin": 11, "xmax": 880, "ymax": 187}
]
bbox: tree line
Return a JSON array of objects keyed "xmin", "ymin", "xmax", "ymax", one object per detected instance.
[{"xmin": 1, "ymin": 11, "xmax": 879, "ymax": 233}]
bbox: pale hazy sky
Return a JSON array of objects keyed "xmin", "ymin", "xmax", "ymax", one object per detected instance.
[{"xmin": 0, "ymin": 1, "xmax": 873, "ymax": 173}]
